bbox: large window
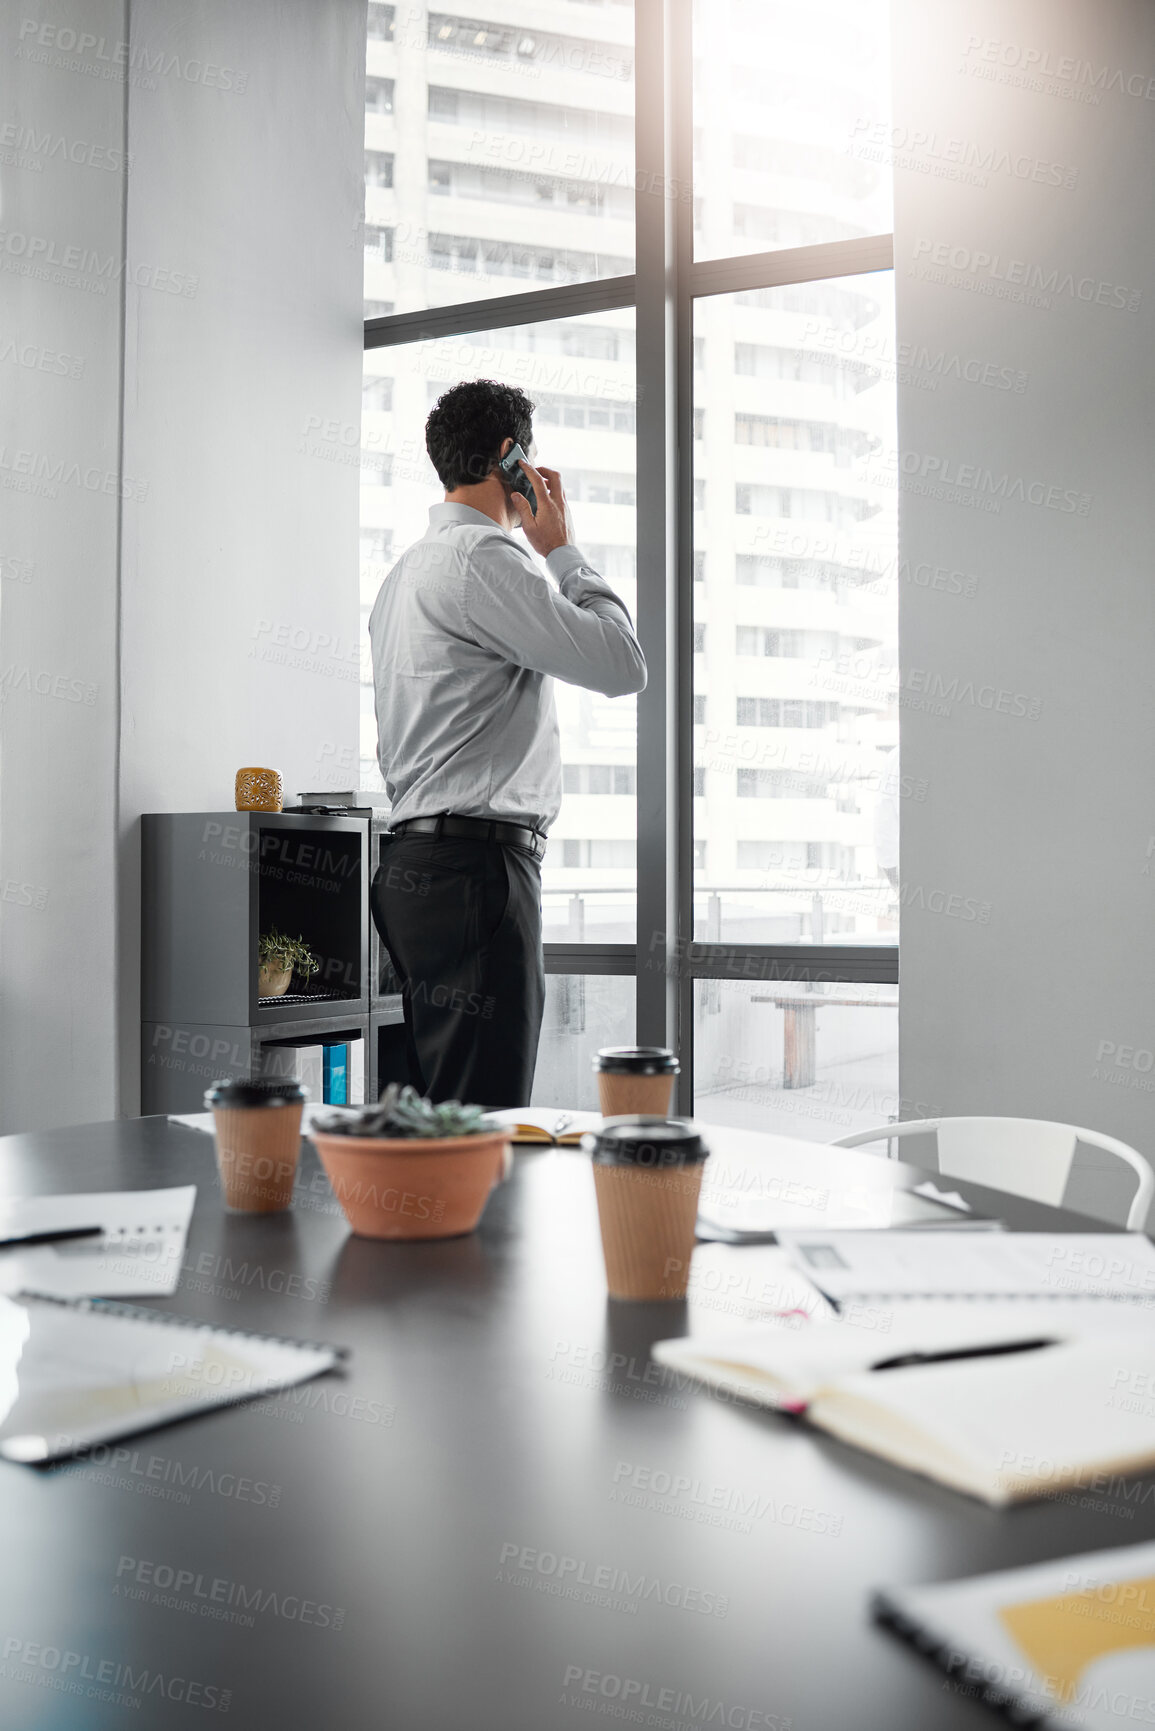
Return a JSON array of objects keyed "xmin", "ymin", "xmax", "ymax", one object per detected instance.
[
  {"xmin": 692, "ymin": 0, "xmax": 892, "ymax": 263},
  {"xmin": 362, "ymin": 0, "xmax": 896, "ymax": 1123},
  {"xmin": 693, "ymin": 272, "xmax": 898, "ymax": 946},
  {"xmin": 364, "ymin": 2, "xmax": 635, "ymax": 315},
  {"xmin": 359, "ymin": 311, "xmax": 638, "ymax": 943}
]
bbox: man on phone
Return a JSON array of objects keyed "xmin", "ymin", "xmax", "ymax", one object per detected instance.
[{"xmin": 368, "ymin": 378, "xmax": 646, "ymax": 1108}]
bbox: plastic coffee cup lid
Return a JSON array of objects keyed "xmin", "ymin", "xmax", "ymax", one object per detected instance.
[
  {"xmin": 584, "ymin": 1117, "xmax": 708, "ymax": 1167},
  {"xmin": 593, "ymin": 1047, "xmax": 680, "ymax": 1076},
  {"xmin": 204, "ymin": 1079, "xmax": 307, "ymax": 1109}
]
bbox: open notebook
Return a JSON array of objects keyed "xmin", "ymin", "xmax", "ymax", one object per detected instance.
[
  {"xmin": 0, "ymin": 1292, "xmax": 343, "ymax": 1464},
  {"xmin": 485, "ymin": 1108, "xmax": 603, "ymax": 1146},
  {"xmin": 654, "ymin": 1306, "xmax": 1155, "ymax": 1504},
  {"xmin": 875, "ymin": 1540, "xmax": 1155, "ymax": 1730}
]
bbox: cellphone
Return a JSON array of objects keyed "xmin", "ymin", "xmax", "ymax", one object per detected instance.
[{"xmin": 497, "ymin": 442, "xmax": 538, "ymax": 516}]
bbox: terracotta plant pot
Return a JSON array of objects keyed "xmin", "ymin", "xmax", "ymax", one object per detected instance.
[
  {"xmin": 310, "ymin": 1129, "xmax": 511, "ymax": 1240},
  {"xmin": 259, "ymin": 960, "xmax": 293, "ymax": 998}
]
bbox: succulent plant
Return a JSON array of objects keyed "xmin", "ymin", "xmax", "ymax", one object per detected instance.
[
  {"xmin": 258, "ymin": 928, "xmax": 320, "ymax": 979},
  {"xmin": 312, "ymin": 1082, "xmax": 494, "ymax": 1139}
]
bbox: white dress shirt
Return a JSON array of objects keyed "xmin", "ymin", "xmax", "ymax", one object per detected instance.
[{"xmin": 368, "ymin": 502, "xmax": 646, "ymax": 833}]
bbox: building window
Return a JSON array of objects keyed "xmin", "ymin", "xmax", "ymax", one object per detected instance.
[
  {"xmin": 737, "ymin": 553, "xmax": 866, "ymax": 592},
  {"xmin": 735, "ymin": 412, "xmax": 874, "ymax": 460},
  {"xmin": 693, "ymin": 696, "xmax": 706, "ymax": 724},
  {"xmin": 364, "ymin": 225, "xmax": 394, "ymax": 264},
  {"xmin": 366, "ymin": 76, "xmax": 395, "ymax": 114},
  {"xmin": 693, "ymin": 768, "xmax": 706, "ymax": 797},
  {"xmin": 367, "ymin": 2, "xmax": 395, "ymax": 40},
  {"xmin": 362, "ymin": 376, "xmax": 393, "ymax": 412},
  {"xmin": 535, "ymin": 394, "xmax": 636, "ymax": 435},
  {"xmin": 737, "ymin": 769, "xmax": 830, "ymax": 800},
  {"xmin": 735, "ymin": 627, "xmax": 804, "ymax": 658},
  {"xmin": 564, "ymin": 473, "xmax": 636, "ymax": 507},
  {"xmin": 736, "ymin": 698, "xmax": 833, "ymax": 727},
  {"xmin": 694, "ymin": 840, "xmax": 707, "ymax": 869},
  {"xmin": 693, "ymin": 624, "xmax": 706, "ymax": 653},
  {"xmin": 424, "ymin": 160, "xmax": 630, "ymax": 220},
  {"xmin": 366, "ymin": 151, "xmax": 395, "ymax": 189},
  {"xmin": 694, "ymin": 551, "xmax": 705, "ymax": 583},
  {"xmin": 562, "ymin": 765, "xmax": 636, "ymax": 795},
  {"xmin": 737, "ymin": 841, "xmax": 811, "ymax": 870},
  {"xmin": 424, "ymin": 232, "xmax": 631, "ymax": 284},
  {"xmin": 560, "ymin": 840, "xmax": 637, "ymax": 869},
  {"xmin": 425, "ymin": 86, "xmax": 634, "ymax": 153},
  {"xmin": 582, "ymin": 545, "xmax": 636, "ymax": 584},
  {"xmin": 734, "ymin": 481, "xmax": 875, "ymax": 527},
  {"xmin": 427, "ymin": 14, "xmax": 632, "ymax": 80}
]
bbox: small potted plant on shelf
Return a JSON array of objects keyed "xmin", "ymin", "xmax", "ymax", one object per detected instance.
[
  {"xmin": 258, "ymin": 928, "xmax": 321, "ymax": 999},
  {"xmin": 309, "ymin": 1084, "xmax": 512, "ymax": 1240}
]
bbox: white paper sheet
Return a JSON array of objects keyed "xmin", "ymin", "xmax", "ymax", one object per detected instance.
[
  {"xmin": 777, "ymin": 1229, "xmax": 1155, "ymax": 1304},
  {"xmin": 0, "ymin": 1188, "xmax": 197, "ymax": 1298}
]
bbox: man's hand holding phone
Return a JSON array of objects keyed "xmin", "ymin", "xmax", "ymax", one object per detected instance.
[{"xmin": 509, "ymin": 456, "xmax": 576, "ymax": 558}]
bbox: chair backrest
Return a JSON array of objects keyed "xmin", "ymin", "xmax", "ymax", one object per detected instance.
[
  {"xmin": 833, "ymin": 1117, "xmax": 1154, "ymax": 1229},
  {"xmin": 934, "ymin": 1117, "xmax": 1076, "ymax": 1207}
]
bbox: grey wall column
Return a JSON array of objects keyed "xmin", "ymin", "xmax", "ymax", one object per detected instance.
[
  {"xmin": 893, "ymin": 0, "xmax": 1155, "ymax": 1210},
  {"xmin": 116, "ymin": 0, "xmax": 365, "ymax": 1115},
  {"xmin": 634, "ymin": 0, "xmax": 692, "ymax": 1096},
  {"xmin": 0, "ymin": 0, "xmax": 128, "ymax": 1133}
]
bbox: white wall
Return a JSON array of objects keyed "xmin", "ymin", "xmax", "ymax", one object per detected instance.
[
  {"xmin": 0, "ymin": 0, "xmax": 127, "ymax": 1131},
  {"xmin": 894, "ymin": 0, "xmax": 1155, "ymax": 1207},
  {"xmin": 117, "ymin": 0, "xmax": 364, "ymax": 1115},
  {"xmin": 0, "ymin": 0, "xmax": 363, "ymax": 1130}
]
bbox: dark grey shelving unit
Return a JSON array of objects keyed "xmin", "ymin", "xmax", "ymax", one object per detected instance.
[
  {"xmin": 142, "ymin": 810, "xmax": 382, "ymax": 1112},
  {"xmin": 368, "ymin": 811, "xmax": 407, "ymax": 1101}
]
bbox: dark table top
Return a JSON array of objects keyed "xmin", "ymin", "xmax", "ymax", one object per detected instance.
[{"xmin": 0, "ymin": 1114, "xmax": 1148, "ymax": 1731}]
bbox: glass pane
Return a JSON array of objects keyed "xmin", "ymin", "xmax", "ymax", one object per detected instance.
[
  {"xmin": 692, "ymin": 271, "xmax": 898, "ymax": 944},
  {"xmin": 359, "ymin": 312, "xmax": 638, "ymax": 938},
  {"xmin": 693, "ymin": 978, "xmax": 897, "ymax": 1140},
  {"xmin": 692, "ymin": 0, "xmax": 891, "ymax": 262},
  {"xmin": 532, "ymin": 974, "xmax": 636, "ymax": 1109},
  {"xmin": 364, "ymin": 1, "xmax": 635, "ymax": 315}
]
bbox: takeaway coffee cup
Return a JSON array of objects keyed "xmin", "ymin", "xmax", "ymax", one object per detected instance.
[
  {"xmin": 205, "ymin": 1079, "xmax": 306, "ymax": 1213},
  {"xmin": 593, "ymin": 1047, "xmax": 679, "ymax": 1118},
  {"xmin": 584, "ymin": 1117, "xmax": 709, "ymax": 1300}
]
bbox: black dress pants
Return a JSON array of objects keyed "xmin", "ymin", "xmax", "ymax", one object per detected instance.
[{"xmin": 369, "ymin": 833, "xmax": 546, "ymax": 1109}]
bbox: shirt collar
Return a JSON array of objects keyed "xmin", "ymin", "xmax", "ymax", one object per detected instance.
[{"xmin": 429, "ymin": 501, "xmax": 509, "ymax": 533}]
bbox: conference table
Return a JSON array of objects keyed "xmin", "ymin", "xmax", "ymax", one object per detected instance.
[{"xmin": 0, "ymin": 1113, "xmax": 1149, "ymax": 1730}]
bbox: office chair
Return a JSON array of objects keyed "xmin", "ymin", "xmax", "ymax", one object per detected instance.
[{"xmin": 831, "ymin": 1116, "xmax": 1153, "ymax": 1230}]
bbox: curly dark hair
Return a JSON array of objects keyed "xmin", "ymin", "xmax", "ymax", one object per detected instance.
[{"xmin": 425, "ymin": 379, "xmax": 535, "ymax": 491}]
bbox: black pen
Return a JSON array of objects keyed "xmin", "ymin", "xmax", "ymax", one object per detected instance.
[
  {"xmin": 871, "ymin": 1338, "xmax": 1055, "ymax": 1372},
  {"xmin": 0, "ymin": 1226, "xmax": 105, "ymax": 1250}
]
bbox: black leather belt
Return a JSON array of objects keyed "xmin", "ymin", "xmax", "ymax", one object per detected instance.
[{"xmin": 388, "ymin": 814, "xmax": 547, "ymax": 861}]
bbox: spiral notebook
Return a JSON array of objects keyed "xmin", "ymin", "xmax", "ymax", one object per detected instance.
[
  {"xmin": 875, "ymin": 1541, "xmax": 1155, "ymax": 1727},
  {"xmin": 0, "ymin": 1291, "xmax": 344, "ymax": 1465}
]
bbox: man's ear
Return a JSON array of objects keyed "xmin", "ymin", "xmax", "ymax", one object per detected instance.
[{"xmin": 498, "ymin": 437, "xmax": 514, "ymax": 461}]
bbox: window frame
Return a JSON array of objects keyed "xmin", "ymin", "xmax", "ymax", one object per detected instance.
[{"xmin": 362, "ymin": 0, "xmax": 897, "ymax": 1114}]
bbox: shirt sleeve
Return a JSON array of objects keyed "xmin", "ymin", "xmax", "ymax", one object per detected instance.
[{"xmin": 463, "ymin": 533, "xmax": 647, "ymax": 698}]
